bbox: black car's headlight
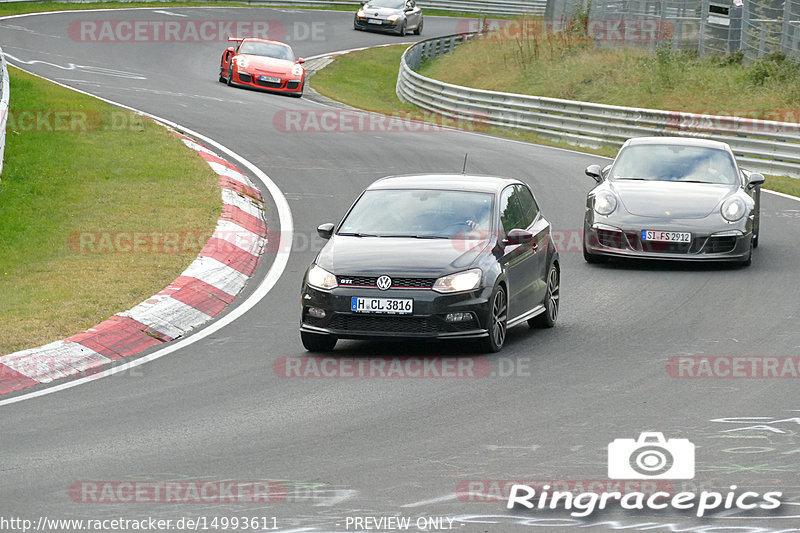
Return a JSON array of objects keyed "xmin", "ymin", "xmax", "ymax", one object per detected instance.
[
  {"xmin": 432, "ymin": 268, "xmax": 482, "ymax": 293},
  {"xmin": 721, "ymin": 197, "xmax": 746, "ymax": 222},
  {"xmin": 593, "ymin": 190, "xmax": 618, "ymax": 216},
  {"xmin": 307, "ymin": 264, "xmax": 338, "ymax": 290}
]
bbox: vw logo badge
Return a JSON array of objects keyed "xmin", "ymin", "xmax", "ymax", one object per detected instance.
[{"xmin": 376, "ymin": 275, "xmax": 392, "ymax": 291}]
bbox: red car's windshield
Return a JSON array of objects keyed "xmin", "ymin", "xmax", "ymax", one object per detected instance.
[{"xmin": 238, "ymin": 41, "xmax": 294, "ymax": 61}]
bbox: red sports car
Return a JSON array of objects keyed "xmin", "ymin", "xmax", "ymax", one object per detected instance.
[{"xmin": 219, "ymin": 37, "xmax": 305, "ymax": 97}]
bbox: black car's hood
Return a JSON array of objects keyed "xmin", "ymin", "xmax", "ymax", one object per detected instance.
[
  {"xmin": 315, "ymin": 235, "xmax": 492, "ymax": 277},
  {"xmin": 611, "ymin": 181, "xmax": 737, "ymax": 218}
]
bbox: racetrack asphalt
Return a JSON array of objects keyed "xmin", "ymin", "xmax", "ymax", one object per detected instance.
[{"xmin": 1, "ymin": 7, "xmax": 800, "ymax": 532}]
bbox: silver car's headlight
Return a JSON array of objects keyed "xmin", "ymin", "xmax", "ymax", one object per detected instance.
[
  {"xmin": 721, "ymin": 196, "xmax": 746, "ymax": 222},
  {"xmin": 593, "ymin": 191, "xmax": 618, "ymax": 216},
  {"xmin": 357, "ymin": 8, "xmax": 365, "ymax": 17},
  {"xmin": 388, "ymin": 14, "xmax": 401, "ymax": 21},
  {"xmin": 307, "ymin": 264, "xmax": 338, "ymax": 290},
  {"xmin": 432, "ymin": 268, "xmax": 482, "ymax": 293}
]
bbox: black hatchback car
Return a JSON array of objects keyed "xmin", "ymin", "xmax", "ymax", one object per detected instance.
[{"xmin": 300, "ymin": 174, "xmax": 560, "ymax": 353}]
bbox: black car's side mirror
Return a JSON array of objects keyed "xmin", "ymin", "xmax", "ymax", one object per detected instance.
[
  {"xmin": 317, "ymin": 223, "xmax": 335, "ymax": 239},
  {"xmin": 585, "ymin": 164, "xmax": 603, "ymax": 183},
  {"xmin": 746, "ymin": 172, "xmax": 765, "ymax": 190},
  {"xmin": 503, "ymin": 229, "xmax": 534, "ymax": 247}
]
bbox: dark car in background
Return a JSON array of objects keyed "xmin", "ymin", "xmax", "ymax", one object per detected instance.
[
  {"xmin": 354, "ymin": 0, "xmax": 423, "ymax": 36},
  {"xmin": 300, "ymin": 174, "xmax": 560, "ymax": 353},
  {"xmin": 583, "ymin": 137, "xmax": 764, "ymax": 266}
]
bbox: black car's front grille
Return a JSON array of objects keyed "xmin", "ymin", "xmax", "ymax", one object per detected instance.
[
  {"xmin": 704, "ymin": 236, "xmax": 737, "ymax": 254},
  {"xmin": 331, "ymin": 315, "xmax": 439, "ymax": 334},
  {"xmin": 337, "ymin": 276, "xmax": 436, "ymax": 289},
  {"xmin": 327, "ymin": 314, "xmax": 478, "ymax": 334}
]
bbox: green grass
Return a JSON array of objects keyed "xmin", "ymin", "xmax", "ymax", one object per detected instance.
[
  {"xmin": 417, "ymin": 22, "xmax": 800, "ymax": 119},
  {"xmin": 0, "ymin": 67, "xmax": 221, "ymax": 354},
  {"xmin": 0, "ymin": 1, "xmax": 252, "ymax": 18},
  {"xmin": 311, "ymin": 42, "xmax": 800, "ymax": 197}
]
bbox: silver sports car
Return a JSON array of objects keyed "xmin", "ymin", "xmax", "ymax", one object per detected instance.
[{"xmin": 583, "ymin": 137, "xmax": 765, "ymax": 266}]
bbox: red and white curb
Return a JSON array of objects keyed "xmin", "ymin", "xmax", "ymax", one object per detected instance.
[{"xmin": 0, "ymin": 130, "xmax": 268, "ymax": 395}]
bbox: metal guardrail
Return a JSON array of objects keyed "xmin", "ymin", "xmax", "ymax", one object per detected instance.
[
  {"xmin": 0, "ymin": 47, "xmax": 9, "ymax": 181},
  {"xmin": 249, "ymin": 0, "xmax": 546, "ymax": 16},
  {"xmin": 0, "ymin": 0, "xmax": 546, "ymax": 16},
  {"xmin": 396, "ymin": 33, "xmax": 800, "ymax": 178}
]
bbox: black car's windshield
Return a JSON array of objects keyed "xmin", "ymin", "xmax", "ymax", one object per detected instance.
[
  {"xmin": 238, "ymin": 41, "xmax": 294, "ymax": 61},
  {"xmin": 338, "ymin": 189, "xmax": 493, "ymax": 238},
  {"xmin": 610, "ymin": 144, "xmax": 738, "ymax": 185},
  {"xmin": 364, "ymin": 0, "xmax": 405, "ymax": 9}
]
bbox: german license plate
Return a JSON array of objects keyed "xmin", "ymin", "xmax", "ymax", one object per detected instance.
[
  {"xmin": 368, "ymin": 18, "xmax": 383, "ymax": 24},
  {"xmin": 351, "ymin": 297, "xmax": 412, "ymax": 315},
  {"xmin": 642, "ymin": 230, "xmax": 691, "ymax": 243},
  {"xmin": 259, "ymin": 75, "xmax": 280, "ymax": 83}
]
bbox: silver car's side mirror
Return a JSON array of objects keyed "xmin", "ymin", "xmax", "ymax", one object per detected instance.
[
  {"xmin": 585, "ymin": 164, "xmax": 603, "ymax": 183},
  {"xmin": 317, "ymin": 223, "xmax": 335, "ymax": 239},
  {"xmin": 746, "ymin": 172, "xmax": 765, "ymax": 190}
]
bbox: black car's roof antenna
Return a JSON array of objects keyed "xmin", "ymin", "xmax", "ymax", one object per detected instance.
[{"xmin": 462, "ymin": 153, "xmax": 468, "ymax": 174}]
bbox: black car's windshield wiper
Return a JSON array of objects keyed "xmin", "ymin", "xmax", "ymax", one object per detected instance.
[{"xmin": 337, "ymin": 232, "xmax": 379, "ymax": 237}]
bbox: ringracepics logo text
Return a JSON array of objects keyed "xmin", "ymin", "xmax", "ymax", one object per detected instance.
[{"xmin": 506, "ymin": 433, "xmax": 782, "ymax": 517}]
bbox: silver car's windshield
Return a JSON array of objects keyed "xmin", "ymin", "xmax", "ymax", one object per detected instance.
[
  {"xmin": 238, "ymin": 41, "xmax": 294, "ymax": 61},
  {"xmin": 364, "ymin": 0, "xmax": 405, "ymax": 9},
  {"xmin": 610, "ymin": 145, "xmax": 738, "ymax": 185},
  {"xmin": 338, "ymin": 189, "xmax": 493, "ymax": 238}
]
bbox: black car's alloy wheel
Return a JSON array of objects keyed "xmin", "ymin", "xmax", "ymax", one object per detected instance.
[
  {"xmin": 530, "ymin": 265, "xmax": 559, "ymax": 328},
  {"xmin": 481, "ymin": 285, "xmax": 507, "ymax": 353},
  {"xmin": 301, "ymin": 331, "xmax": 337, "ymax": 352}
]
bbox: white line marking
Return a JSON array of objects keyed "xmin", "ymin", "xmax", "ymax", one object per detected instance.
[
  {"xmin": 153, "ymin": 10, "xmax": 188, "ymax": 17},
  {"xmin": 400, "ymin": 493, "xmax": 459, "ymax": 508},
  {"xmin": 0, "ymin": 64, "xmax": 293, "ymax": 408}
]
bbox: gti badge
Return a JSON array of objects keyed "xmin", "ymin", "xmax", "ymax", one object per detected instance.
[{"xmin": 376, "ymin": 275, "xmax": 392, "ymax": 291}]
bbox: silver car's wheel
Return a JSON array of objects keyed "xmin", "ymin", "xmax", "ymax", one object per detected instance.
[
  {"xmin": 415, "ymin": 20, "xmax": 423, "ymax": 35},
  {"xmin": 480, "ymin": 285, "xmax": 507, "ymax": 353},
  {"xmin": 530, "ymin": 264, "xmax": 559, "ymax": 328}
]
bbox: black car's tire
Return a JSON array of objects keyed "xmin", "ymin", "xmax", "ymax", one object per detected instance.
[
  {"xmin": 301, "ymin": 331, "xmax": 337, "ymax": 352},
  {"xmin": 398, "ymin": 21, "xmax": 407, "ymax": 36},
  {"xmin": 415, "ymin": 20, "xmax": 423, "ymax": 35},
  {"xmin": 480, "ymin": 285, "xmax": 508, "ymax": 353},
  {"xmin": 752, "ymin": 232, "xmax": 759, "ymax": 249},
  {"xmin": 529, "ymin": 264, "xmax": 559, "ymax": 329}
]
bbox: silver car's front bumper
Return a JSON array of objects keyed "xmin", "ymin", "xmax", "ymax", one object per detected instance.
[{"xmin": 584, "ymin": 219, "xmax": 753, "ymax": 262}]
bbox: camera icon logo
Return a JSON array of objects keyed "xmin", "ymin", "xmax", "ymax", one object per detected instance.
[{"xmin": 608, "ymin": 432, "xmax": 695, "ymax": 479}]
